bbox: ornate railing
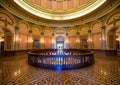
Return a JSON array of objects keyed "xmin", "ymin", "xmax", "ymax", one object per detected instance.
[{"xmin": 28, "ymin": 49, "xmax": 94, "ymax": 70}]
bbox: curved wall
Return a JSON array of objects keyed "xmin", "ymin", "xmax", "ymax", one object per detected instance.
[{"xmin": 0, "ymin": 1, "xmax": 120, "ymax": 53}]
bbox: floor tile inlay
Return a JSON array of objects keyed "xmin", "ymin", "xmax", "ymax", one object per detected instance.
[{"xmin": 0, "ymin": 53, "xmax": 120, "ymax": 85}]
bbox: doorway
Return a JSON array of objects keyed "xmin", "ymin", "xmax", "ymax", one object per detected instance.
[
  {"xmin": 56, "ymin": 37, "xmax": 64, "ymax": 49},
  {"xmin": 56, "ymin": 41, "xmax": 64, "ymax": 49}
]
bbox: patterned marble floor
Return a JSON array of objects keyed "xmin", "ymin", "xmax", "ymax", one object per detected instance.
[{"xmin": 0, "ymin": 53, "xmax": 120, "ymax": 85}]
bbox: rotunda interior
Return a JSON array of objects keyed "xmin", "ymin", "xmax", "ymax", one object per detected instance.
[{"xmin": 0, "ymin": 0, "xmax": 120, "ymax": 85}]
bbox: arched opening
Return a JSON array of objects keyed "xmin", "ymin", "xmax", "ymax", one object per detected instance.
[
  {"xmin": 105, "ymin": 12, "xmax": 120, "ymax": 56},
  {"xmin": 106, "ymin": 26, "xmax": 120, "ymax": 56},
  {"xmin": 0, "ymin": 28, "xmax": 5, "ymax": 55},
  {"xmin": 115, "ymin": 26, "xmax": 120, "ymax": 55},
  {"xmin": 0, "ymin": 27, "xmax": 14, "ymax": 56},
  {"xmin": 0, "ymin": 11, "xmax": 16, "ymax": 56},
  {"xmin": 56, "ymin": 36, "xmax": 64, "ymax": 49}
]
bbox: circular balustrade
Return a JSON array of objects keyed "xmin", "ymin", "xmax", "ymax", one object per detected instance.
[{"xmin": 28, "ymin": 49, "xmax": 94, "ymax": 70}]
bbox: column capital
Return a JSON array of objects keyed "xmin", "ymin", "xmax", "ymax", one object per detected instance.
[
  {"xmin": 76, "ymin": 32, "xmax": 80, "ymax": 35},
  {"xmin": 66, "ymin": 33, "xmax": 69, "ymax": 36},
  {"xmin": 51, "ymin": 27, "xmax": 57, "ymax": 29},
  {"xmin": 41, "ymin": 32, "xmax": 44, "ymax": 35},
  {"xmin": 51, "ymin": 27, "xmax": 57, "ymax": 32},
  {"xmin": 52, "ymin": 33, "xmax": 54, "ymax": 36},
  {"xmin": 88, "ymin": 30, "xmax": 92, "ymax": 33},
  {"xmin": 63, "ymin": 27, "xmax": 69, "ymax": 29},
  {"xmin": 101, "ymin": 26, "xmax": 106, "ymax": 30},
  {"xmin": 29, "ymin": 30, "xmax": 32, "ymax": 33},
  {"xmin": 40, "ymin": 25, "xmax": 46, "ymax": 28},
  {"xmin": 15, "ymin": 26, "xmax": 19, "ymax": 30},
  {"xmin": 63, "ymin": 27, "xmax": 69, "ymax": 34},
  {"xmin": 74, "ymin": 25, "xmax": 80, "ymax": 28}
]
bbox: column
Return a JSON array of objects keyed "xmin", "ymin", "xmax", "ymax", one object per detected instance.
[
  {"xmin": 40, "ymin": 32, "xmax": 44, "ymax": 49},
  {"xmin": 88, "ymin": 30, "xmax": 92, "ymax": 49},
  {"xmin": 0, "ymin": 41, "xmax": 1, "ymax": 54},
  {"xmin": 64, "ymin": 27, "xmax": 69, "ymax": 49},
  {"xmin": 51, "ymin": 27, "xmax": 57, "ymax": 49},
  {"xmin": 65, "ymin": 33, "xmax": 69, "ymax": 49},
  {"xmin": 0, "ymin": 35, "xmax": 3, "ymax": 54},
  {"xmin": 40, "ymin": 25, "xmax": 45, "ymax": 49},
  {"xmin": 119, "ymin": 40, "xmax": 120, "ymax": 50},
  {"xmin": 75, "ymin": 25, "xmax": 80, "ymax": 49},
  {"xmin": 101, "ymin": 26, "xmax": 106, "ymax": 50},
  {"xmin": 52, "ymin": 33, "xmax": 55, "ymax": 49},
  {"xmin": 76, "ymin": 32, "xmax": 80, "ymax": 49},
  {"xmin": 14, "ymin": 26, "xmax": 19, "ymax": 51},
  {"xmin": 28, "ymin": 30, "xmax": 33, "ymax": 50}
]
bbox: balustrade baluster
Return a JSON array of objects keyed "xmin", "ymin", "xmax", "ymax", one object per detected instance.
[{"xmin": 28, "ymin": 49, "xmax": 94, "ymax": 70}]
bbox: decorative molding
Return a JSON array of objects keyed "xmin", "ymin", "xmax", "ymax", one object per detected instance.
[
  {"xmin": 55, "ymin": 28, "xmax": 65, "ymax": 34},
  {"xmin": 0, "ymin": 0, "xmax": 119, "ymax": 26}
]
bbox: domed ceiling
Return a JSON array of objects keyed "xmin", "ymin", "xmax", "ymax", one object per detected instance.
[{"xmin": 14, "ymin": 0, "xmax": 106, "ymax": 20}]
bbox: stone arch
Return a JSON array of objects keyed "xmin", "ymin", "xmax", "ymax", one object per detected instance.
[
  {"xmin": 0, "ymin": 10, "xmax": 16, "ymax": 51},
  {"xmin": 56, "ymin": 36, "xmax": 64, "ymax": 41},
  {"xmin": 106, "ymin": 27, "xmax": 117, "ymax": 50},
  {"xmin": 0, "ymin": 10, "xmax": 17, "ymax": 34},
  {"xmin": 105, "ymin": 10, "xmax": 120, "ymax": 25},
  {"xmin": 69, "ymin": 27, "xmax": 77, "ymax": 36},
  {"xmin": 54, "ymin": 27, "xmax": 66, "ymax": 40},
  {"xmin": 116, "ymin": 19, "xmax": 120, "ymax": 27},
  {"xmin": 18, "ymin": 20, "xmax": 30, "ymax": 34},
  {"xmin": 17, "ymin": 20, "xmax": 30, "ymax": 50},
  {"xmin": 43, "ymin": 27, "xmax": 52, "ymax": 36},
  {"xmin": 32, "ymin": 25, "xmax": 41, "ymax": 49},
  {"xmin": 56, "ymin": 36, "xmax": 65, "ymax": 49},
  {"xmin": 32, "ymin": 25, "xmax": 41, "ymax": 35},
  {"xmin": 0, "ymin": 9, "xmax": 17, "ymax": 26},
  {"xmin": 53, "ymin": 27, "xmax": 66, "ymax": 49},
  {"xmin": 0, "ymin": 26, "xmax": 14, "ymax": 51},
  {"xmin": 91, "ymin": 20, "xmax": 102, "ymax": 33},
  {"xmin": 80, "ymin": 24, "xmax": 89, "ymax": 35},
  {"xmin": 55, "ymin": 27, "xmax": 66, "ymax": 35},
  {"xmin": 105, "ymin": 11, "xmax": 120, "ymax": 51},
  {"xmin": 105, "ymin": 10, "xmax": 120, "ymax": 35}
]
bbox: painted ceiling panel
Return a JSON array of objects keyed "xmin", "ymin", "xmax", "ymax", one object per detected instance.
[{"xmin": 14, "ymin": 0, "xmax": 106, "ymax": 20}]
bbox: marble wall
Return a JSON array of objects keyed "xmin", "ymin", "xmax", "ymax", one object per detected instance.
[
  {"xmin": 92, "ymin": 33, "xmax": 102, "ymax": 49},
  {"xmin": 0, "ymin": 5, "xmax": 120, "ymax": 51},
  {"xmin": 18, "ymin": 33, "xmax": 28, "ymax": 50},
  {"xmin": 69, "ymin": 36, "xmax": 76, "ymax": 49}
]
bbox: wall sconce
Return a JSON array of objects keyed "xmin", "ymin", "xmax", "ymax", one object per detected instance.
[
  {"xmin": 16, "ymin": 36, "xmax": 18, "ymax": 41},
  {"xmin": 0, "ymin": 38, "xmax": 4, "ymax": 42},
  {"xmin": 41, "ymin": 38, "xmax": 44, "ymax": 43},
  {"xmin": 88, "ymin": 38, "xmax": 92, "ymax": 42},
  {"xmin": 76, "ymin": 39, "xmax": 80, "ymax": 43},
  {"xmin": 29, "ymin": 38, "xmax": 33, "ymax": 43},
  {"xmin": 116, "ymin": 38, "xmax": 120, "ymax": 41},
  {"xmin": 52, "ymin": 39, "xmax": 55, "ymax": 44},
  {"xmin": 102, "ymin": 37, "xmax": 105, "ymax": 40},
  {"xmin": 66, "ymin": 39, "xmax": 69, "ymax": 43}
]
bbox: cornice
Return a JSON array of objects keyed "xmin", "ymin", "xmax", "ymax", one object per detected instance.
[
  {"xmin": 0, "ymin": 0, "xmax": 47, "ymax": 26},
  {"xmin": 0, "ymin": 0, "xmax": 120, "ymax": 27},
  {"xmin": 73, "ymin": 0, "xmax": 120, "ymax": 25},
  {"xmin": 14, "ymin": 0, "xmax": 106, "ymax": 20}
]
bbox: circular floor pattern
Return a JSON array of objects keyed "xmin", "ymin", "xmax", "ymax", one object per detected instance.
[{"xmin": 0, "ymin": 53, "xmax": 120, "ymax": 85}]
